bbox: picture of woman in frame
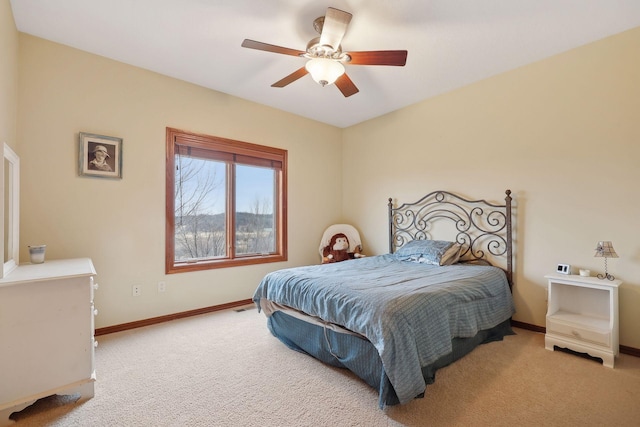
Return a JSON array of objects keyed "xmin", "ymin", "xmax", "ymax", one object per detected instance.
[
  {"xmin": 79, "ymin": 132, "xmax": 122, "ymax": 179},
  {"xmin": 88, "ymin": 144, "xmax": 114, "ymax": 172}
]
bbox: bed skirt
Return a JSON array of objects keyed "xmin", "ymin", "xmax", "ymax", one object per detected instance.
[{"xmin": 267, "ymin": 311, "xmax": 514, "ymax": 408}]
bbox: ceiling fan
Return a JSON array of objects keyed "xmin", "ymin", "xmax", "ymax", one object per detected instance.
[{"xmin": 241, "ymin": 7, "xmax": 408, "ymax": 97}]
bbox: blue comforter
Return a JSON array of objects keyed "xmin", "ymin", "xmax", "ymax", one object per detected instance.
[{"xmin": 253, "ymin": 254, "xmax": 515, "ymax": 404}]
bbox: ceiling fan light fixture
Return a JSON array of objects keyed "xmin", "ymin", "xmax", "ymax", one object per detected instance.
[
  {"xmin": 241, "ymin": 7, "xmax": 406, "ymax": 97},
  {"xmin": 305, "ymin": 57, "xmax": 345, "ymax": 87}
]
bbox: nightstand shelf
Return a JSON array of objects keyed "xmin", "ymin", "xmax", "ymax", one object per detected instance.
[
  {"xmin": 545, "ymin": 273, "xmax": 621, "ymax": 368},
  {"xmin": 549, "ymin": 311, "xmax": 609, "ymax": 330}
]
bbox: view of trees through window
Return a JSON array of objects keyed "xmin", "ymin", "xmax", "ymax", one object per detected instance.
[
  {"xmin": 174, "ymin": 155, "xmax": 227, "ymax": 260},
  {"xmin": 166, "ymin": 128, "xmax": 287, "ymax": 273},
  {"xmin": 234, "ymin": 165, "xmax": 275, "ymax": 256},
  {"xmin": 174, "ymin": 158, "xmax": 276, "ymax": 260}
]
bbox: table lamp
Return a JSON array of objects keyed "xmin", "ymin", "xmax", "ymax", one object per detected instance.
[{"xmin": 594, "ymin": 241, "xmax": 618, "ymax": 280}]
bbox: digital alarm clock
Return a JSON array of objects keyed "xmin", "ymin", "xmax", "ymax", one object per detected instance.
[{"xmin": 556, "ymin": 263, "xmax": 571, "ymax": 275}]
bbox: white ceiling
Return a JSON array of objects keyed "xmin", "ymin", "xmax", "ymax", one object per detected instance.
[{"xmin": 10, "ymin": 0, "xmax": 640, "ymax": 128}]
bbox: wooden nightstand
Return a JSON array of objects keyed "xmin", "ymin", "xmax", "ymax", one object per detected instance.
[{"xmin": 544, "ymin": 273, "xmax": 621, "ymax": 368}]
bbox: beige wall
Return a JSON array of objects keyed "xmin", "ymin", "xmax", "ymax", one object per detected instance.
[
  {"xmin": 16, "ymin": 34, "xmax": 343, "ymax": 328},
  {"xmin": 343, "ymin": 27, "xmax": 640, "ymax": 349},
  {"xmin": 0, "ymin": 0, "xmax": 18, "ymax": 148}
]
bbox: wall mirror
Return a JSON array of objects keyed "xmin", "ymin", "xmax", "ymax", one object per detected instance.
[{"xmin": 3, "ymin": 142, "xmax": 19, "ymax": 278}]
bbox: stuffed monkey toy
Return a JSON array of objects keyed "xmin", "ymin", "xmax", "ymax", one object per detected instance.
[
  {"xmin": 322, "ymin": 233, "xmax": 365, "ymax": 263},
  {"xmin": 322, "ymin": 233, "xmax": 351, "ymax": 263}
]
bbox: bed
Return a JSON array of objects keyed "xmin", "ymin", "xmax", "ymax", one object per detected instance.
[{"xmin": 253, "ymin": 190, "xmax": 515, "ymax": 408}]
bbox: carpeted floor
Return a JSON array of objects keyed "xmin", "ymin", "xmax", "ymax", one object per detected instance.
[{"xmin": 9, "ymin": 306, "xmax": 640, "ymax": 426}]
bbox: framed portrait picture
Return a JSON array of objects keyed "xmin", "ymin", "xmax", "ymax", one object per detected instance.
[{"xmin": 78, "ymin": 132, "xmax": 123, "ymax": 179}]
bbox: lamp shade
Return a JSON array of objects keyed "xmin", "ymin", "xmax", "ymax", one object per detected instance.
[
  {"xmin": 594, "ymin": 241, "xmax": 618, "ymax": 258},
  {"xmin": 305, "ymin": 58, "xmax": 345, "ymax": 87}
]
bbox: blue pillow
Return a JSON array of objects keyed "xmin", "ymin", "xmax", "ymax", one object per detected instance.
[{"xmin": 395, "ymin": 240, "xmax": 461, "ymax": 266}]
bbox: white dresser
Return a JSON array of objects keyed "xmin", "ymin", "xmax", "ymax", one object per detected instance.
[{"xmin": 0, "ymin": 258, "xmax": 97, "ymax": 425}]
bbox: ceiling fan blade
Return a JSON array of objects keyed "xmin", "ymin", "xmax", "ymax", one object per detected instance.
[
  {"xmin": 241, "ymin": 39, "xmax": 306, "ymax": 57},
  {"xmin": 335, "ymin": 73, "xmax": 359, "ymax": 97},
  {"xmin": 319, "ymin": 7, "xmax": 352, "ymax": 50},
  {"xmin": 271, "ymin": 67, "xmax": 309, "ymax": 88},
  {"xmin": 346, "ymin": 50, "xmax": 408, "ymax": 66}
]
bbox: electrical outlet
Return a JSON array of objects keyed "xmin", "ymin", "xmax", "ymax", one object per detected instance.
[
  {"xmin": 132, "ymin": 285, "xmax": 141, "ymax": 297},
  {"xmin": 158, "ymin": 281, "xmax": 166, "ymax": 293}
]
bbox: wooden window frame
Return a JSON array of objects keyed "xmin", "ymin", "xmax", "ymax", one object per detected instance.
[{"xmin": 165, "ymin": 127, "xmax": 287, "ymax": 274}]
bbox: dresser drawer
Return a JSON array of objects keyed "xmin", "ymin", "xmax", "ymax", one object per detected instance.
[{"xmin": 547, "ymin": 317, "xmax": 610, "ymax": 347}]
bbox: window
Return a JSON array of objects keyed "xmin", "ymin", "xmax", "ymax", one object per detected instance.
[{"xmin": 165, "ymin": 128, "xmax": 287, "ymax": 273}]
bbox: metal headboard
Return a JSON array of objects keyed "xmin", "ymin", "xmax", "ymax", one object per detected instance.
[{"xmin": 388, "ymin": 190, "xmax": 513, "ymax": 288}]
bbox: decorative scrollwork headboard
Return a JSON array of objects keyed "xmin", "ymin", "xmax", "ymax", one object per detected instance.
[{"xmin": 388, "ymin": 190, "xmax": 513, "ymax": 287}]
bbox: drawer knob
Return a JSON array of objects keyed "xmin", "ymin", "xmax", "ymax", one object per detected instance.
[
  {"xmin": 571, "ymin": 330, "xmax": 581, "ymax": 338},
  {"xmin": 93, "ymin": 308, "xmax": 99, "ymax": 316},
  {"xmin": 94, "ymin": 340, "xmax": 99, "ymax": 348},
  {"xmin": 93, "ymin": 283, "xmax": 99, "ymax": 290}
]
